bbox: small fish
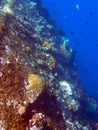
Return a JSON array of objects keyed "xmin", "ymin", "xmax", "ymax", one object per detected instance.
[
  {"xmin": 79, "ymin": 32, "xmax": 82, "ymax": 35},
  {"xmin": 70, "ymin": 30, "xmax": 74, "ymax": 35},
  {"xmin": 90, "ymin": 11, "xmax": 93, "ymax": 16},
  {"xmin": 85, "ymin": 22, "xmax": 89, "ymax": 26},
  {"xmin": 73, "ymin": 50, "xmax": 78, "ymax": 54},
  {"xmin": 64, "ymin": 15, "xmax": 67, "ymax": 20},
  {"xmin": 73, "ymin": 38, "xmax": 78, "ymax": 42},
  {"xmin": 96, "ymin": 44, "xmax": 98, "ymax": 47},
  {"xmin": 53, "ymin": 11, "xmax": 58, "ymax": 16},
  {"xmin": 76, "ymin": 4, "xmax": 80, "ymax": 10}
]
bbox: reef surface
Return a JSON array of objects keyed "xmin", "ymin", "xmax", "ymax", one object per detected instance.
[{"xmin": 0, "ymin": 0, "xmax": 98, "ymax": 129}]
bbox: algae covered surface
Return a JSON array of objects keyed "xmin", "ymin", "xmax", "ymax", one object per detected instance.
[{"xmin": 0, "ymin": 0, "xmax": 98, "ymax": 129}]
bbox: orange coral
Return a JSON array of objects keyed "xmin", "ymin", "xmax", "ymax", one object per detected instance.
[
  {"xmin": 49, "ymin": 56, "xmax": 56, "ymax": 70},
  {"xmin": 43, "ymin": 41, "xmax": 49, "ymax": 47},
  {"xmin": 42, "ymin": 41, "xmax": 52, "ymax": 50}
]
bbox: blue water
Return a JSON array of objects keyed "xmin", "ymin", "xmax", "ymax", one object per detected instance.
[{"xmin": 42, "ymin": 0, "xmax": 98, "ymax": 99}]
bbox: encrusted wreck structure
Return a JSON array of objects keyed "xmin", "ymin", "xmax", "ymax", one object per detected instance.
[{"xmin": 0, "ymin": 0, "xmax": 98, "ymax": 129}]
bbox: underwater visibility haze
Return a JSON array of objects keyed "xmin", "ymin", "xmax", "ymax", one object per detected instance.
[{"xmin": 42, "ymin": 0, "xmax": 98, "ymax": 99}]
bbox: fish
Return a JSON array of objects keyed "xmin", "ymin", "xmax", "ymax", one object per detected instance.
[
  {"xmin": 70, "ymin": 30, "xmax": 74, "ymax": 35},
  {"xmin": 85, "ymin": 22, "xmax": 89, "ymax": 26},
  {"xmin": 76, "ymin": 4, "xmax": 80, "ymax": 10},
  {"xmin": 79, "ymin": 32, "xmax": 82, "ymax": 35},
  {"xmin": 90, "ymin": 11, "xmax": 93, "ymax": 16},
  {"xmin": 96, "ymin": 44, "xmax": 98, "ymax": 47}
]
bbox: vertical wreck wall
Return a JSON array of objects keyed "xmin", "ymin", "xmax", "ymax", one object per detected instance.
[{"xmin": 0, "ymin": 0, "xmax": 98, "ymax": 129}]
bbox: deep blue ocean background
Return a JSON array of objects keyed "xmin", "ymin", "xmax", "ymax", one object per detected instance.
[{"xmin": 42, "ymin": 0, "xmax": 98, "ymax": 99}]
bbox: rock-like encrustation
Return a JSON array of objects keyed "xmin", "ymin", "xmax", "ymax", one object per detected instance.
[{"xmin": 0, "ymin": 0, "xmax": 97, "ymax": 130}]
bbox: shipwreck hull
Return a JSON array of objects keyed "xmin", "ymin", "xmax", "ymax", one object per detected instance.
[{"xmin": 0, "ymin": 0, "xmax": 97, "ymax": 129}]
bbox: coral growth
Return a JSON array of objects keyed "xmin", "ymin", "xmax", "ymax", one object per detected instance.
[
  {"xmin": 25, "ymin": 74, "xmax": 45, "ymax": 103},
  {"xmin": 0, "ymin": 0, "xmax": 97, "ymax": 129},
  {"xmin": 0, "ymin": 0, "xmax": 15, "ymax": 33},
  {"xmin": 26, "ymin": 74, "xmax": 45, "ymax": 92}
]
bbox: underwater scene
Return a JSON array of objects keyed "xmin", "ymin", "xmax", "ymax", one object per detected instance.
[
  {"xmin": 42, "ymin": 0, "xmax": 98, "ymax": 100},
  {"xmin": 0, "ymin": 0, "xmax": 98, "ymax": 129}
]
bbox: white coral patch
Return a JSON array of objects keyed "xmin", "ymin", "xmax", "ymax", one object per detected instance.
[
  {"xmin": 2, "ymin": 4, "xmax": 13, "ymax": 14},
  {"xmin": 60, "ymin": 80, "xmax": 72, "ymax": 96}
]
